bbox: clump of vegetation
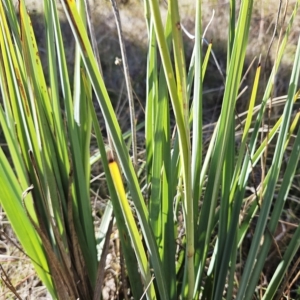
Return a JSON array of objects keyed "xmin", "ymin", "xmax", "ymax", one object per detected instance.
[{"xmin": 1, "ymin": 0, "xmax": 300, "ymax": 299}]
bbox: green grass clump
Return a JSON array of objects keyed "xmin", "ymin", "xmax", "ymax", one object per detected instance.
[{"xmin": 1, "ymin": 0, "xmax": 300, "ymax": 299}]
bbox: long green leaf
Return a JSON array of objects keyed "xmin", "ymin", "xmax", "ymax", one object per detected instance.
[
  {"xmin": 60, "ymin": 0, "xmax": 169, "ymax": 297},
  {"xmin": 240, "ymin": 33, "xmax": 300, "ymax": 300},
  {"xmin": 195, "ymin": 0, "xmax": 254, "ymax": 292}
]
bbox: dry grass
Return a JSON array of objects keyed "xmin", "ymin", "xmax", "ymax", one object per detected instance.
[
  {"xmin": 0, "ymin": 212, "xmax": 51, "ymax": 299},
  {"xmin": 1, "ymin": 0, "xmax": 300, "ymax": 299}
]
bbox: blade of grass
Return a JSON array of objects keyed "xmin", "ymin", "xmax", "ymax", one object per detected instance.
[
  {"xmin": 194, "ymin": 0, "xmax": 254, "ymax": 292},
  {"xmin": 86, "ymin": 83, "xmax": 144, "ymax": 299},
  {"xmin": 191, "ymin": 0, "xmax": 203, "ymax": 233},
  {"xmin": 0, "ymin": 147, "xmax": 55, "ymax": 297},
  {"xmin": 49, "ymin": 0, "xmax": 98, "ymax": 284},
  {"xmin": 145, "ymin": 5, "xmax": 177, "ymax": 297},
  {"xmin": 148, "ymin": 0, "xmax": 193, "ymax": 297},
  {"xmin": 108, "ymin": 159, "xmax": 156, "ymax": 299},
  {"xmin": 240, "ymin": 34, "xmax": 300, "ymax": 299},
  {"xmin": 60, "ymin": 1, "xmax": 169, "ymax": 297},
  {"xmin": 213, "ymin": 61, "xmax": 262, "ymax": 297}
]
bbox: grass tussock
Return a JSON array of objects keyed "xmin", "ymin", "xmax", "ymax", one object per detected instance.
[{"xmin": 1, "ymin": 0, "xmax": 300, "ymax": 299}]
